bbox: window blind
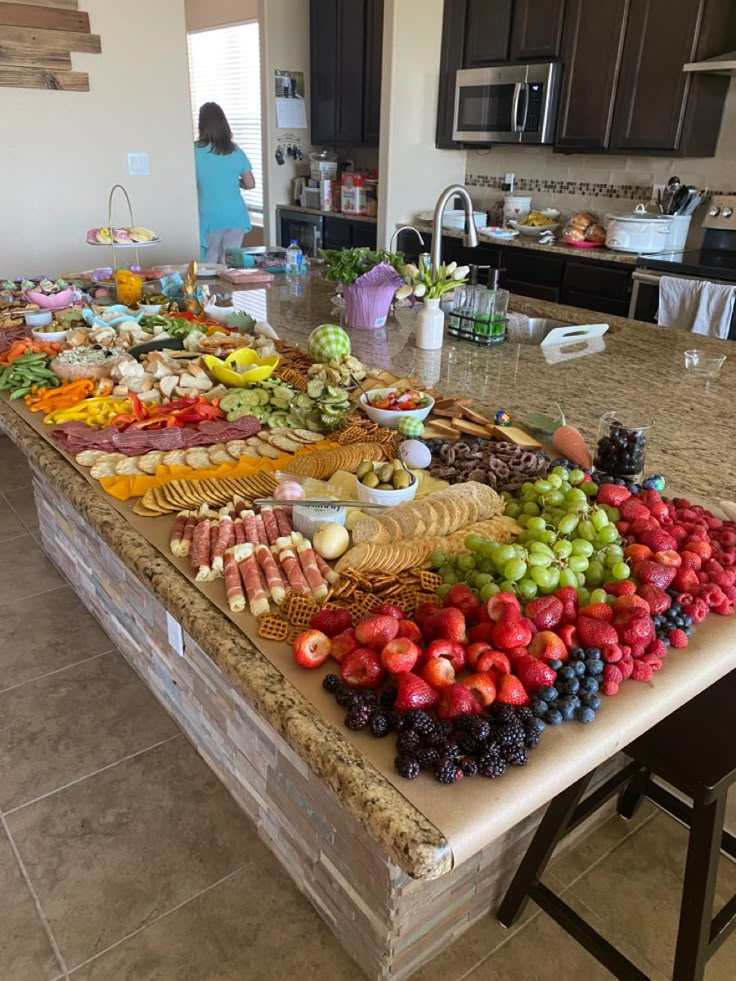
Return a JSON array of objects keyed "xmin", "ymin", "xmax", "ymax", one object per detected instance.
[{"xmin": 187, "ymin": 22, "xmax": 263, "ymax": 220}]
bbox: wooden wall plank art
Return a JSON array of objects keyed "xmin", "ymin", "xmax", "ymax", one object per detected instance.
[{"xmin": 0, "ymin": 0, "xmax": 99, "ymax": 90}]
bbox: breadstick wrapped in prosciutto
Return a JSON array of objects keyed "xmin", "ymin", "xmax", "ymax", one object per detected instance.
[
  {"xmin": 255, "ymin": 544, "xmax": 286, "ymax": 606},
  {"xmin": 211, "ymin": 508, "xmax": 234, "ymax": 576},
  {"xmin": 233, "ymin": 517, "xmax": 246, "ymax": 545},
  {"xmin": 169, "ymin": 511, "xmax": 189, "ymax": 557},
  {"xmin": 293, "ymin": 534, "xmax": 328, "ymax": 602},
  {"xmin": 314, "ymin": 551, "xmax": 339, "ymax": 585},
  {"xmin": 274, "ymin": 537, "xmax": 310, "ymax": 596},
  {"xmin": 274, "ymin": 507, "xmax": 292, "ymax": 538},
  {"xmin": 180, "ymin": 512, "xmax": 197, "ymax": 558},
  {"xmin": 260, "ymin": 505, "xmax": 280, "ymax": 545},
  {"xmin": 192, "ymin": 506, "xmax": 212, "ymax": 582},
  {"xmin": 224, "ymin": 547, "xmax": 245, "ymax": 613},
  {"xmin": 242, "ymin": 510, "xmax": 259, "ymax": 544},
  {"xmin": 232, "ymin": 496, "xmax": 248, "ymax": 517},
  {"xmin": 233, "ymin": 544, "xmax": 270, "ymax": 617},
  {"xmin": 254, "ymin": 514, "xmax": 269, "ymax": 545}
]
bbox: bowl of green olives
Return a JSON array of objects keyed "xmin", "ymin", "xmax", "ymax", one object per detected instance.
[{"xmin": 355, "ymin": 459, "xmax": 417, "ymax": 506}]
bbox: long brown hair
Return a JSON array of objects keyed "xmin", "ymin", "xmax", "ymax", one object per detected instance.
[{"xmin": 196, "ymin": 102, "xmax": 236, "ymax": 155}]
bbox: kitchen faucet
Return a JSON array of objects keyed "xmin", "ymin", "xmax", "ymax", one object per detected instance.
[
  {"xmin": 389, "ymin": 225, "xmax": 425, "ymax": 254},
  {"xmin": 430, "ymin": 185, "xmax": 478, "ymax": 273}
]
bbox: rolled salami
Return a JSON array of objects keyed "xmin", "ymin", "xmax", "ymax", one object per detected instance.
[
  {"xmin": 212, "ymin": 510, "xmax": 234, "ymax": 576},
  {"xmin": 295, "ymin": 537, "xmax": 328, "ymax": 602},
  {"xmin": 169, "ymin": 511, "xmax": 189, "ymax": 557},
  {"xmin": 224, "ymin": 548, "xmax": 245, "ymax": 613},
  {"xmin": 275, "ymin": 539, "xmax": 311, "ymax": 596},
  {"xmin": 314, "ymin": 550, "xmax": 339, "ymax": 585},
  {"xmin": 254, "ymin": 514, "xmax": 269, "ymax": 546},
  {"xmin": 274, "ymin": 507, "xmax": 292, "ymax": 538},
  {"xmin": 192, "ymin": 512, "xmax": 212, "ymax": 582},
  {"xmin": 242, "ymin": 510, "xmax": 259, "ymax": 544},
  {"xmin": 233, "ymin": 517, "xmax": 246, "ymax": 545},
  {"xmin": 180, "ymin": 512, "xmax": 197, "ymax": 558},
  {"xmin": 260, "ymin": 506, "xmax": 280, "ymax": 545},
  {"xmin": 209, "ymin": 520, "xmax": 220, "ymax": 578},
  {"xmin": 255, "ymin": 544, "xmax": 286, "ymax": 606},
  {"xmin": 233, "ymin": 543, "xmax": 270, "ymax": 617}
]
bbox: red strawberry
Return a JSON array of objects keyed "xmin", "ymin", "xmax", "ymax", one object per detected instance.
[
  {"xmin": 619, "ymin": 498, "xmax": 651, "ymax": 520},
  {"xmin": 525, "ymin": 595, "xmax": 563, "ymax": 630},
  {"xmin": 672, "ymin": 567, "xmax": 699, "ymax": 592},
  {"xmin": 640, "ymin": 529, "xmax": 678, "ymax": 553},
  {"xmin": 495, "ymin": 673, "xmax": 531, "ymax": 706},
  {"xmin": 653, "ymin": 550, "xmax": 682, "ymax": 568},
  {"xmin": 468, "ymin": 622, "xmax": 495, "ymax": 644},
  {"xmin": 460, "ymin": 673, "xmax": 497, "ymax": 708},
  {"xmin": 683, "ymin": 539, "xmax": 712, "ymax": 560},
  {"xmin": 420, "ymin": 656, "xmax": 456, "ymax": 689},
  {"xmin": 340, "ymin": 647, "xmax": 385, "ymax": 688},
  {"xmin": 381, "ymin": 637, "xmax": 422, "ymax": 674},
  {"xmin": 604, "ymin": 580, "xmax": 637, "ymax": 596},
  {"xmin": 486, "ymin": 592, "xmax": 521, "ymax": 622},
  {"xmin": 330, "ymin": 628, "xmax": 358, "ymax": 663},
  {"xmin": 528, "ymin": 629, "xmax": 568, "ymax": 662},
  {"xmin": 476, "ymin": 649, "xmax": 512, "ymax": 675},
  {"xmin": 596, "ymin": 483, "xmax": 632, "ymax": 507},
  {"xmin": 679, "ymin": 551, "xmax": 702, "ymax": 571},
  {"xmin": 578, "ymin": 602, "xmax": 614, "ymax": 623},
  {"xmin": 491, "ymin": 613, "xmax": 533, "ymax": 651},
  {"xmin": 555, "ymin": 586, "xmax": 579, "ymax": 625},
  {"xmin": 637, "ymin": 583, "xmax": 671, "ymax": 615},
  {"xmin": 633, "ymin": 560, "xmax": 677, "ymax": 589},
  {"xmin": 372, "ymin": 602, "xmax": 405, "ymax": 620},
  {"xmin": 668, "ymin": 628, "xmax": 689, "ymax": 649},
  {"xmin": 293, "ymin": 629, "xmax": 331, "ymax": 669},
  {"xmin": 475, "ymin": 602, "xmax": 491, "ymax": 624},
  {"xmin": 396, "ymin": 619, "xmax": 423, "ymax": 644},
  {"xmin": 355, "ymin": 615, "xmax": 400, "ymax": 651},
  {"xmin": 465, "ymin": 641, "xmax": 491, "ymax": 670},
  {"xmin": 616, "ymin": 615, "xmax": 655, "ymax": 649},
  {"xmin": 557, "ymin": 623, "xmax": 579, "ymax": 649},
  {"xmin": 423, "ymin": 607, "xmax": 466, "ymax": 643},
  {"xmin": 393, "ymin": 671, "xmax": 439, "ymax": 711},
  {"xmin": 443, "ymin": 583, "xmax": 480, "ymax": 618},
  {"xmin": 576, "ymin": 616, "xmax": 619, "ymax": 648},
  {"xmin": 514, "ymin": 653, "xmax": 557, "ymax": 693},
  {"xmin": 612, "ymin": 594, "xmax": 651, "ymax": 618},
  {"xmin": 414, "ymin": 601, "xmax": 442, "ymax": 627},
  {"xmin": 426, "ymin": 638, "xmax": 466, "ymax": 672},
  {"xmin": 437, "ymin": 682, "xmax": 483, "ymax": 719},
  {"xmin": 310, "ymin": 608, "xmax": 353, "ymax": 637}
]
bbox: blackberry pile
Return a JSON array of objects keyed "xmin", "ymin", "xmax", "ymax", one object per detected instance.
[
  {"xmin": 530, "ymin": 647, "xmax": 604, "ymax": 726},
  {"xmin": 653, "ymin": 594, "xmax": 693, "ymax": 646},
  {"xmin": 321, "ymin": 677, "xmax": 545, "ymax": 783}
]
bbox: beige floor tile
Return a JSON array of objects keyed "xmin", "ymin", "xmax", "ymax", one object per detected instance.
[
  {"xmin": 6, "ymin": 737, "xmax": 261, "ymax": 970},
  {"xmin": 4, "ymin": 487, "xmax": 39, "ymax": 533},
  {"xmin": 0, "ymin": 586, "xmax": 112, "ymax": 691},
  {"xmin": 565, "ymin": 810, "xmax": 736, "ymax": 979},
  {"xmin": 0, "ymin": 438, "xmax": 31, "ymax": 492},
  {"xmin": 0, "ymin": 494, "xmax": 27, "ymax": 542},
  {"xmin": 69, "ymin": 861, "xmax": 360, "ymax": 981},
  {"xmin": 0, "ymin": 828, "xmax": 61, "ymax": 981},
  {"xmin": 463, "ymin": 902, "xmax": 614, "ymax": 981},
  {"xmin": 0, "ymin": 652, "xmax": 179, "ymax": 811},
  {"xmin": 0, "ymin": 535, "xmax": 64, "ymax": 606}
]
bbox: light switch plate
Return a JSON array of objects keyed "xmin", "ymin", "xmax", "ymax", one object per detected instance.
[{"xmin": 128, "ymin": 152, "xmax": 149, "ymax": 176}]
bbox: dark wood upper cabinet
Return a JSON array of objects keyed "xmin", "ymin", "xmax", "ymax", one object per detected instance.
[
  {"xmin": 510, "ymin": 0, "xmax": 566, "ymax": 60},
  {"xmin": 555, "ymin": 0, "xmax": 629, "ymax": 151},
  {"xmin": 309, "ymin": 0, "xmax": 384, "ymax": 147},
  {"xmin": 463, "ymin": 0, "xmax": 512, "ymax": 66},
  {"xmin": 436, "ymin": 0, "xmax": 467, "ymax": 147},
  {"xmin": 610, "ymin": 0, "xmax": 736, "ymax": 155}
]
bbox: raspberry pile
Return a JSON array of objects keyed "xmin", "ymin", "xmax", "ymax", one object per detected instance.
[
  {"xmin": 531, "ymin": 647, "xmax": 603, "ymax": 725},
  {"xmin": 322, "ymin": 676, "xmax": 544, "ymax": 783}
]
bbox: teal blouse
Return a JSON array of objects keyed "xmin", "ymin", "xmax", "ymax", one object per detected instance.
[{"xmin": 194, "ymin": 143, "xmax": 252, "ymax": 248}]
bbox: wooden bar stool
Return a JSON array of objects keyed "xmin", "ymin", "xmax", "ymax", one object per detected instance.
[{"xmin": 497, "ymin": 670, "xmax": 736, "ymax": 981}]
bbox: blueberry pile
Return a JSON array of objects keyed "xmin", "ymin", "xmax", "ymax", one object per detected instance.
[
  {"xmin": 594, "ymin": 421, "xmax": 648, "ymax": 478},
  {"xmin": 322, "ymin": 676, "xmax": 545, "ymax": 783},
  {"xmin": 531, "ymin": 647, "xmax": 604, "ymax": 725},
  {"xmin": 654, "ymin": 593, "xmax": 693, "ymax": 646}
]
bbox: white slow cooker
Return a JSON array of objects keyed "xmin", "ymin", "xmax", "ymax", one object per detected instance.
[{"xmin": 604, "ymin": 204, "xmax": 673, "ymax": 253}]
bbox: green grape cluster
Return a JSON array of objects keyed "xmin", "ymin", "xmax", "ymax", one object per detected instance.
[{"xmin": 430, "ymin": 466, "xmax": 629, "ymax": 605}]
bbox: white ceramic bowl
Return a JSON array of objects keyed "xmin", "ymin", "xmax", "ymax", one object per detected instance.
[
  {"xmin": 204, "ymin": 303, "xmax": 236, "ymax": 324},
  {"xmin": 23, "ymin": 309, "xmax": 53, "ymax": 328},
  {"xmin": 355, "ymin": 471, "xmax": 418, "ymax": 506},
  {"xmin": 359, "ymin": 388, "xmax": 435, "ymax": 429},
  {"xmin": 31, "ymin": 326, "xmax": 68, "ymax": 343}
]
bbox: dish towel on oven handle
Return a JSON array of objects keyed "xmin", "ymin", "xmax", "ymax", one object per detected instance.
[{"xmin": 657, "ymin": 275, "xmax": 736, "ymax": 339}]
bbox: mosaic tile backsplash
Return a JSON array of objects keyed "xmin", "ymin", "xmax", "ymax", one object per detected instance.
[{"xmin": 465, "ymin": 173, "xmax": 733, "ymax": 200}]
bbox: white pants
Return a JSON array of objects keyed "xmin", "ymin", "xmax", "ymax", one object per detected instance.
[{"xmin": 202, "ymin": 228, "xmax": 246, "ymax": 264}]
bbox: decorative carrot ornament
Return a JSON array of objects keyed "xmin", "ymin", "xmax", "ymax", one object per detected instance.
[{"xmin": 552, "ymin": 405, "xmax": 592, "ymax": 469}]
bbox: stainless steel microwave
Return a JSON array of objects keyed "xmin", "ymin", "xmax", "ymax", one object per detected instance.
[{"xmin": 453, "ymin": 63, "xmax": 560, "ymax": 144}]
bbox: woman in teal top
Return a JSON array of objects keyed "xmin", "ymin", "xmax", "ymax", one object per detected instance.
[{"xmin": 194, "ymin": 102, "xmax": 255, "ymax": 263}]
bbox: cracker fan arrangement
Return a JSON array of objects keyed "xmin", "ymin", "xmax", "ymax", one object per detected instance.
[{"xmin": 2, "ymin": 281, "xmax": 735, "ymax": 793}]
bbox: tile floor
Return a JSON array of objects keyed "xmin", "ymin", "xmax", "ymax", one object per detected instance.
[{"xmin": 0, "ymin": 435, "xmax": 734, "ymax": 981}]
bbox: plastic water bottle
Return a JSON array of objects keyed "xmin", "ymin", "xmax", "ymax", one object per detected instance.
[{"xmin": 286, "ymin": 240, "xmax": 304, "ymax": 284}]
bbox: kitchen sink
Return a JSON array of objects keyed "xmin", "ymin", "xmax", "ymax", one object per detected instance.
[{"xmin": 508, "ymin": 317, "xmax": 571, "ymax": 344}]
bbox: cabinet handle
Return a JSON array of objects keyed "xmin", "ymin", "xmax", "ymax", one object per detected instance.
[{"xmin": 512, "ymin": 82, "xmax": 523, "ymax": 132}]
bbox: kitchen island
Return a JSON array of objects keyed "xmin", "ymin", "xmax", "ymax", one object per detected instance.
[{"xmin": 1, "ymin": 275, "xmax": 734, "ymax": 980}]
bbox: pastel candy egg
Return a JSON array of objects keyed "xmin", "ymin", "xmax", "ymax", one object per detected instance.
[
  {"xmin": 399, "ymin": 439, "xmax": 431, "ymax": 469},
  {"xmin": 275, "ymin": 480, "xmax": 305, "ymax": 501},
  {"xmin": 307, "ymin": 324, "xmax": 351, "ymax": 361},
  {"xmin": 398, "ymin": 416, "xmax": 424, "ymax": 437}
]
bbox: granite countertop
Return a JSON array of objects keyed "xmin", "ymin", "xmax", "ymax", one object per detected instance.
[
  {"xmin": 1, "ymin": 274, "xmax": 734, "ymax": 879},
  {"xmin": 410, "ymin": 220, "xmax": 638, "ymax": 265},
  {"xmin": 277, "ymin": 203, "xmax": 377, "ymax": 224}
]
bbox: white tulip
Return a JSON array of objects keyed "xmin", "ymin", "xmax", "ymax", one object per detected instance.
[
  {"xmin": 413, "ymin": 283, "xmax": 427, "ymax": 297},
  {"xmin": 404, "ymin": 263, "xmax": 419, "ymax": 279},
  {"xmin": 446, "ymin": 261, "xmax": 457, "ymax": 275},
  {"xmin": 395, "ymin": 284, "xmax": 413, "ymax": 300},
  {"xmin": 453, "ymin": 266, "xmax": 470, "ymax": 280}
]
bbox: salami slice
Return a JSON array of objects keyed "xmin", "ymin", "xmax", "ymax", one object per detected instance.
[
  {"xmin": 224, "ymin": 548, "xmax": 245, "ymax": 613},
  {"xmin": 255, "ymin": 544, "xmax": 287, "ymax": 606}
]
